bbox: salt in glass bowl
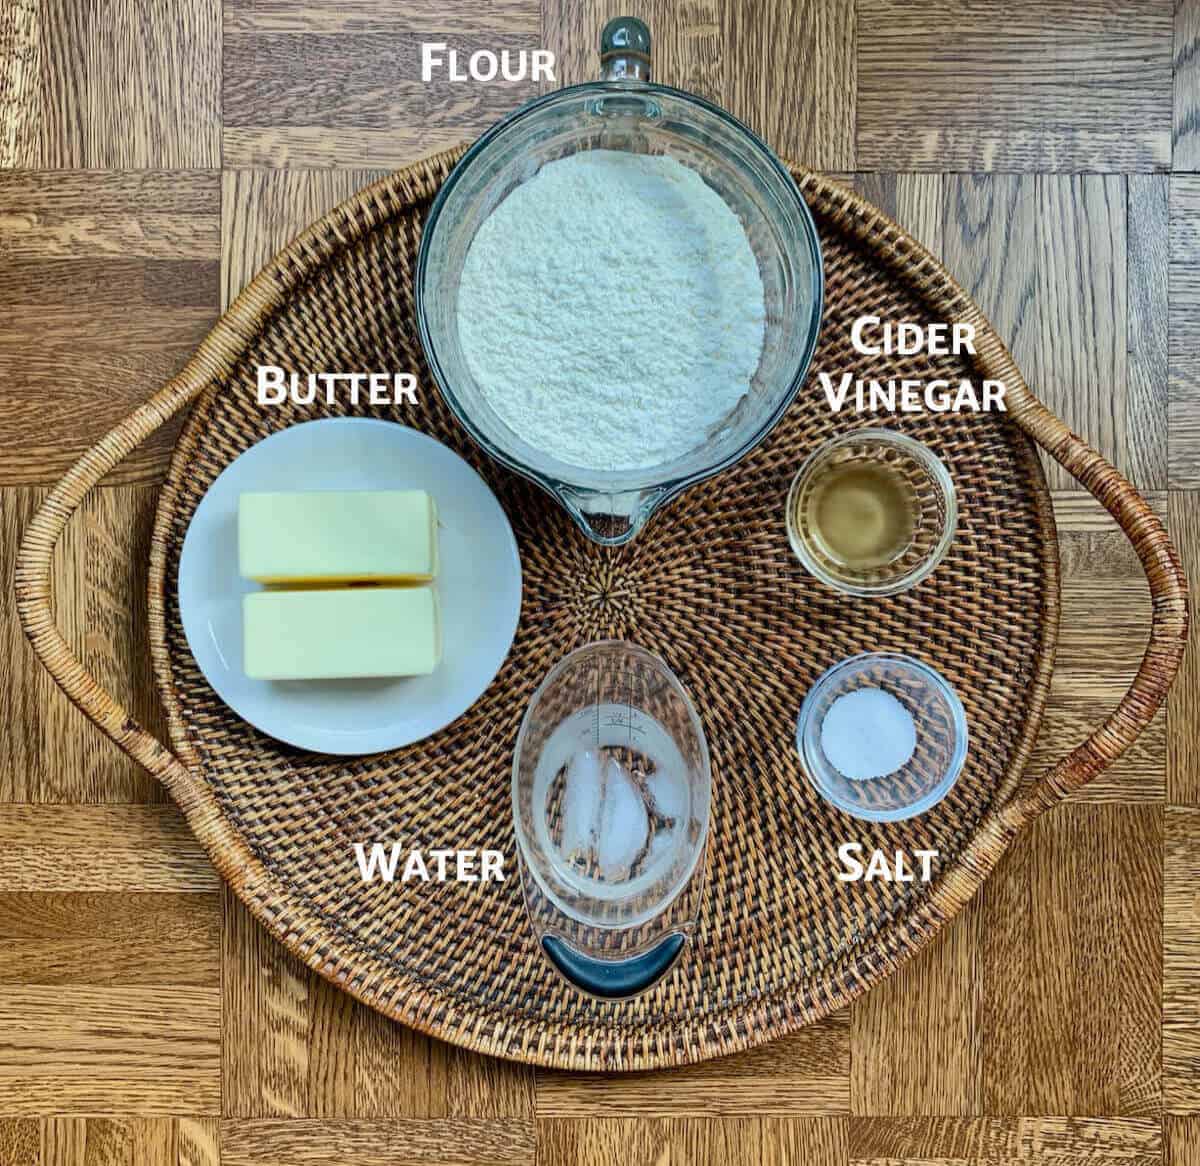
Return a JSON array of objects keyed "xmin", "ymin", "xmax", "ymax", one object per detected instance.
[
  {"xmin": 785, "ymin": 429, "xmax": 956, "ymax": 597},
  {"xmin": 796, "ymin": 652, "xmax": 968, "ymax": 822}
]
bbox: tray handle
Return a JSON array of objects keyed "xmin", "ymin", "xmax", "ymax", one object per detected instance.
[
  {"xmin": 14, "ymin": 366, "xmax": 211, "ymax": 789},
  {"xmin": 1003, "ymin": 390, "xmax": 1188, "ymax": 826}
]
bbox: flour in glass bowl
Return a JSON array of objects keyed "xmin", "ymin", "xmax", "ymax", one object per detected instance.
[{"xmin": 456, "ymin": 150, "xmax": 766, "ymax": 472}]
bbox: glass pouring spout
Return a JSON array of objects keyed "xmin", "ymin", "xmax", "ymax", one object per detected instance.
[{"xmin": 554, "ymin": 482, "xmax": 671, "ymax": 546}]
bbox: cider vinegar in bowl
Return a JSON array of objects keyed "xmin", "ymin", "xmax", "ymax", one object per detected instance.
[
  {"xmin": 786, "ymin": 429, "xmax": 957, "ymax": 596},
  {"xmin": 805, "ymin": 458, "xmax": 917, "ymax": 570}
]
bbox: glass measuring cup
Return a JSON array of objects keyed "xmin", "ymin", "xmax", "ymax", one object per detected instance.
[
  {"xmin": 416, "ymin": 17, "xmax": 823, "ymax": 546},
  {"xmin": 512, "ymin": 641, "xmax": 711, "ymax": 998}
]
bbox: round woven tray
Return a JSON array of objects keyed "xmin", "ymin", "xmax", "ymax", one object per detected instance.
[{"xmin": 16, "ymin": 148, "xmax": 1187, "ymax": 1071}]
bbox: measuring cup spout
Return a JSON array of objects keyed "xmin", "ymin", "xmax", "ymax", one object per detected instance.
[{"xmin": 555, "ymin": 483, "xmax": 669, "ymax": 546}]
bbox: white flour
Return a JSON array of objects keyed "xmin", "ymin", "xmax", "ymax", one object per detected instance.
[{"xmin": 457, "ymin": 150, "xmax": 766, "ymax": 471}]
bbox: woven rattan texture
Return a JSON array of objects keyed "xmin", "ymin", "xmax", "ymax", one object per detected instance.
[{"xmin": 154, "ymin": 166, "xmax": 1056, "ymax": 1069}]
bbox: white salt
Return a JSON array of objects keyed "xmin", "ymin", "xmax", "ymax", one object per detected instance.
[
  {"xmin": 821, "ymin": 687, "xmax": 916, "ymax": 781},
  {"xmin": 596, "ymin": 756, "xmax": 649, "ymax": 878}
]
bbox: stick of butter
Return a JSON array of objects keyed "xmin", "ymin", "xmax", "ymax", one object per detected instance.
[
  {"xmin": 243, "ymin": 587, "xmax": 442, "ymax": 680},
  {"xmin": 238, "ymin": 490, "xmax": 438, "ymax": 584}
]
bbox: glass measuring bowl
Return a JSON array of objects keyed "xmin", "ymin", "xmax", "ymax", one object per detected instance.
[
  {"xmin": 417, "ymin": 17, "xmax": 824, "ymax": 546},
  {"xmin": 512, "ymin": 641, "xmax": 711, "ymax": 999}
]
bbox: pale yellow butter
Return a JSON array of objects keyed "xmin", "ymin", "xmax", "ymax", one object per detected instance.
[
  {"xmin": 238, "ymin": 490, "xmax": 438, "ymax": 584},
  {"xmin": 243, "ymin": 587, "xmax": 442, "ymax": 680}
]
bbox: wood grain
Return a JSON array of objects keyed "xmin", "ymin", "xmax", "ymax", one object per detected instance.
[
  {"xmin": 0, "ymin": 0, "xmax": 39, "ymax": 169},
  {"xmin": 542, "ymin": 0, "xmax": 854, "ymax": 169},
  {"xmin": 0, "ymin": 892, "xmax": 220, "ymax": 985},
  {"xmin": 0, "ymin": 1119, "xmax": 39, "ymax": 1166},
  {"xmin": 535, "ymin": 1015, "xmax": 849, "ymax": 1116},
  {"xmin": 535, "ymin": 1118, "xmax": 680, "ymax": 1166},
  {"xmin": 766, "ymin": 1120, "xmax": 848, "ymax": 1166},
  {"xmin": 852, "ymin": 805, "xmax": 1162, "ymax": 1117},
  {"xmin": 538, "ymin": 1118, "xmax": 847, "ymax": 1166},
  {"xmin": 1127, "ymin": 176, "xmax": 1170, "ymax": 491},
  {"xmin": 1015, "ymin": 806, "xmax": 1162, "ymax": 1118},
  {"xmin": 0, "ymin": 171, "xmax": 218, "ymax": 259},
  {"xmin": 857, "ymin": 1, "xmax": 1174, "ymax": 171},
  {"xmin": 1166, "ymin": 1117, "xmax": 1200, "ymax": 1166},
  {"xmin": 8, "ymin": 0, "xmax": 221, "ymax": 168},
  {"xmin": 848, "ymin": 1116, "xmax": 1162, "ymax": 1164},
  {"xmin": 1, "ymin": 488, "xmax": 54, "ymax": 800},
  {"xmin": 224, "ymin": 1, "xmax": 531, "ymax": 36},
  {"xmin": 1171, "ymin": 178, "xmax": 1200, "ymax": 486},
  {"xmin": 222, "ymin": 0, "xmax": 540, "ymax": 167},
  {"xmin": 352, "ymin": 1006, "xmax": 452, "ymax": 1118},
  {"xmin": 1168, "ymin": 493, "xmax": 1200, "ymax": 806},
  {"xmin": 721, "ymin": 0, "xmax": 854, "ymax": 169},
  {"xmin": 223, "ymin": 890, "xmax": 535, "ymax": 1119},
  {"xmin": 303, "ymin": 974, "xmax": 357, "ymax": 1119},
  {"xmin": 219, "ymin": 1118, "xmax": 536, "ymax": 1165},
  {"xmin": 0, "ymin": 173, "xmax": 219, "ymax": 486},
  {"xmin": 1164, "ymin": 806, "xmax": 1200, "ymax": 1112},
  {"xmin": 1176, "ymin": 0, "xmax": 1200, "ymax": 170},
  {"xmin": 179, "ymin": 1119, "xmax": 221, "ymax": 1166},
  {"xmin": 851, "ymin": 899, "xmax": 982, "ymax": 1116},
  {"xmin": 222, "ymin": 127, "xmax": 467, "ymax": 170},
  {"xmin": 222, "ymin": 890, "xmax": 311, "ymax": 1119},
  {"xmin": 41, "ymin": 1118, "xmax": 220, "ymax": 1166},
  {"xmin": 0, "ymin": 985, "xmax": 220, "ymax": 1115},
  {"xmin": 221, "ymin": 170, "xmax": 388, "ymax": 307},
  {"xmin": 0, "ymin": 804, "xmax": 219, "ymax": 892},
  {"xmin": 670, "ymin": 1118, "xmax": 761, "ymax": 1165}
]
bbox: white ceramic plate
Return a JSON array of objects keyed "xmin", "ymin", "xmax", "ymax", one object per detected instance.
[{"xmin": 178, "ymin": 418, "xmax": 522, "ymax": 754}]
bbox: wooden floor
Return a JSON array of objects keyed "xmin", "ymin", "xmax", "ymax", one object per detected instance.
[{"xmin": 0, "ymin": 1, "xmax": 1197, "ymax": 1163}]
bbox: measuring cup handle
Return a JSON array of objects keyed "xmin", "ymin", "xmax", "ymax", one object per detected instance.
[
  {"xmin": 542, "ymin": 932, "xmax": 685, "ymax": 999},
  {"xmin": 599, "ymin": 16, "xmax": 652, "ymax": 82}
]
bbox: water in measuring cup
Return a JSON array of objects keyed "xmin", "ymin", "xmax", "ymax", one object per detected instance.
[{"xmin": 538, "ymin": 703, "xmax": 692, "ymax": 899}]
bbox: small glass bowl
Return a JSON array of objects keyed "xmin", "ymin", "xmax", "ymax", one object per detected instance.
[
  {"xmin": 785, "ymin": 429, "xmax": 956, "ymax": 596},
  {"xmin": 796, "ymin": 652, "xmax": 968, "ymax": 822}
]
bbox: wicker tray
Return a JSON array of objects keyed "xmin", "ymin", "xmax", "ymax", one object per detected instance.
[{"xmin": 17, "ymin": 148, "xmax": 1187, "ymax": 1072}]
